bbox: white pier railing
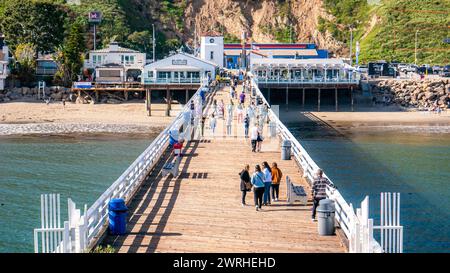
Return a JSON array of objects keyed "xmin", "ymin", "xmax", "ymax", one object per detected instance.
[
  {"xmin": 250, "ymin": 74, "xmax": 403, "ymax": 253},
  {"xmin": 34, "ymin": 84, "xmax": 204, "ymax": 253}
]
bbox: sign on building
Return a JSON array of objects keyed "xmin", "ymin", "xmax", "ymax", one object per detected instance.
[
  {"xmin": 172, "ymin": 59, "xmax": 187, "ymax": 65},
  {"xmin": 88, "ymin": 11, "xmax": 102, "ymax": 23}
]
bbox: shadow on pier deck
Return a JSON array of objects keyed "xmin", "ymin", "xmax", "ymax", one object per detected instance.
[{"xmin": 102, "ymin": 86, "xmax": 345, "ymax": 253}]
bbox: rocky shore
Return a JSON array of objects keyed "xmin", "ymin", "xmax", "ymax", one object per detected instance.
[{"xmin": 371, "ymin": 79, "xmax": 450, "ymax": 110}]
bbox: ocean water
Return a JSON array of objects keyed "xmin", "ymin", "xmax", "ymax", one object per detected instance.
[
  {"xmin": 0, "ymin": 136, "xmax": 154, "ymax": 253},
  {"xmin": 286, "ymin": 121, "xmax": 450, "ymax": 253}
]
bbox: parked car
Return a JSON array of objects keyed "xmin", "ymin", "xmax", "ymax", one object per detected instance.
[{"xmin": 432, "ymin": 65, "xmax": 443, "ymax": 74}]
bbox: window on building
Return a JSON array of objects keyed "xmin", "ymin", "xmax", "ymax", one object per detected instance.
[
  {"xmin": 121, "ymin": 55, "xmax": 124, "ymax": 64},
  {"xmin": 210, "ymin": 51, "xmax": 214, "ymax": 60},
  {"xmin": 130, "ymin": 56, "xmax": 135, "ymax": 64},
  {"xmin": 148, "ymin": 71, "xmax": 154, "ymax": 78},
  {"xmin": 158, "ymin": 71, "xmax": 171, "ymax": 79}
]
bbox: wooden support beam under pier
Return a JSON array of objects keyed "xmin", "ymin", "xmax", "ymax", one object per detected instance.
[
  {"xmin": 335, "ymin": 88, "xmax": 338, "ymax": 112},
  {"xmin": 302, "ymin": 88, "xmax": 305, "ymax": 109},
  {"xmin": 351, "ymin": 86, "xmax": 354, "ymax": 112},
  {"xmin": 318, "ymin": 88, "xmax": 321, "ymax": 112},
  {"xmin": 145, "ymin": 89, "xmax": 151, "ymax": 116}
]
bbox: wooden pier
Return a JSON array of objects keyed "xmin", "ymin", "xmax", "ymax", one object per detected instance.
[{"xmin": 102, "ymin": 85, "xmax": 345, "ymax": 253}]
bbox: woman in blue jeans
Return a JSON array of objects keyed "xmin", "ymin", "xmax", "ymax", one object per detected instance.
[
  {"xmin": 262, "ymin": 161, "xmax": 272, "ymax": 205},
  {"xmin": 251, "ymin": 165, "xmax": 265, "ymax": 211}
]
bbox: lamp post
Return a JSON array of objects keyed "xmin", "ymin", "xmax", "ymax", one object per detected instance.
[
  {"xmin": 414, "ymin": 30, "xmax": 419, "ymax": 65},
  {"xmin": 152, "ymin": 24, "xmax": 156, "ymax": 62}
]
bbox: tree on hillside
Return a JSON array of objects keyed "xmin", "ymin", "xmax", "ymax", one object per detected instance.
[
  {"xmin": 0, "ymin": 0, "xmax": 66, "ymax": 55},
  {"xmin": 12, "ymin": 43, "xmax": 36, "ymax": 86},
  {"xmin": 127, "ymin": 31, "xmax": 152, "ymax": 54},
  {"xmin": 54, "ymin": 22, "xmax": 86, "ymax": 87}
]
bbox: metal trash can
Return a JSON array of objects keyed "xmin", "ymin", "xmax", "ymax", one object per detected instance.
[
  {"xmin": 281, "ymin": 140, "xmax": 291, "ymax": 160},
  {"xmin": 317, "ymin": 199, "xmax": 335, "ymax": 236},
  {"xmin": 108, "ymin": 198, "xmax": 128, "ymax": 235},
  {"xmin": 268, "ymin": 121, "xmax": 277, "ymax": 137}
]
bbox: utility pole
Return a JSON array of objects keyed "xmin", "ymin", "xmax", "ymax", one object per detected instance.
[
  {"xmin": 152, "ymin": 24, "xmax": 156, "ymax": 62},
  {"xmin": 349, "ymin": 28, "xmax": 353, "ymax": 66},
  {"xmin": 415, "ymin": 30, "xmax": 419, "ymax": 65}
]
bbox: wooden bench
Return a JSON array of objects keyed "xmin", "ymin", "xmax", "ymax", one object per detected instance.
[
  {"xmin": 161, "ymin": 156, "xmax": 181, "ymax": 177},
  {"xmin": 286, "ymin": 176, "xmax": 307, "ymax": 205}
]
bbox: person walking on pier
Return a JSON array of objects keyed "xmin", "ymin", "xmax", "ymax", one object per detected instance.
[
  {"xmin": 201, "ymin": 115, "xmax": 206, "ymax": 137},
  {"xmin": 218, "ymin": 99, "xmax": 225, "ymax": 119},
  {"xmin": 251, "ymin": 165, "xmax": 265, "ymax": 211},
  {"xmin": 236, "ymin": 103, "xmax": 244, "ymax": 124},
  {"xmin": 250, "ymin": 123, "xmax": 259, "ymax": 152},
  {"xmin": 239, "ymin": 91, "xmax": 246, "ymax": 104},
  {"xmin": 244, "ymin": 114, "xmax": 250, "ymax": 138},
  {"xmin": 311, "ymin": 169, "xmax": 336, "ymax": 221},
  {"xmin": 226, "ymin": 114, "xmax": 232, "ymax": 136},
  {"xmin": 239, "ymin": 164, "xmax": 251, "ymax": 206},
  {"xmin": 262, "ymin": 162, "xmax": 272, "ymax": 205},
  {"xmin": 209, "ymin": 114, "xmax": 217, "ymax": 136},
  {"xmin": 271, "ymin": 162, "xmax": 283, "ymax": 202},
  {"xmin": 256, "ymin": 123, "xmax": 264, "ymax": 152}
]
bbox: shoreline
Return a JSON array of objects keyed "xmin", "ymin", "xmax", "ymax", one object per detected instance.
[
  {"xmin": 0, "ymin": 101, "xmax": 174, "ymax": 137},
  {"xmin": 278, "ymin": 105, "xmax": 450, "ymax": 134}
]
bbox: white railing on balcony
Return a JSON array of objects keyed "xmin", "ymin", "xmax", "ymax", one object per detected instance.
[
  {"xmin": 250, "ymin": 73, "xmax": 402, "ymax": 253},
  {"xmin": 255, "ymin": 76, "xmax": 359, "ymax": 84},
  {"xmin": 144, "ymin": 77, "xmax": 202, "ymax": 84}
]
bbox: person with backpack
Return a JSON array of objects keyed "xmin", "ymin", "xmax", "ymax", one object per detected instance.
[
  {"xmin": 271, "ymin": 162, "xmax": 283, "ymax": 202},
  {"xmin": 262, "ymin": 161, "xmax": 272, "ymax": 205},
  {"xmin": 251, "ymin": 165, "xmax": 265, "ymax": 211},
  {"xmin": 239, "ymin": 164, "xmax": 251, "ymax": 206}
]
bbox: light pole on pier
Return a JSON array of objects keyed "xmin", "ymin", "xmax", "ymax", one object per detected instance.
[{"xmin": 414, "ymin": 30, "xmax": 419, "ymax": 65}]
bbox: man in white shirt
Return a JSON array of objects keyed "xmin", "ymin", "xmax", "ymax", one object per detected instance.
[{"xmin": 250, "ymin": 123, "xmax": 259, "ymax": 152}]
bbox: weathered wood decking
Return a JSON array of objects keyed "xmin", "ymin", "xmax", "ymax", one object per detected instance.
[{"xmin": 103, "ymin": 85, "xmax": 345, "ymax": 253}]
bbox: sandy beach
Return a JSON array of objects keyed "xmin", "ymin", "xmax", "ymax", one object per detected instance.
[
  {"xmin": 0, "ymin": 102, "xmax": 178, "ymax": 136},
  {"xmin": 278, "ymin": 105, "xmax": 450, "ymax": 134}
]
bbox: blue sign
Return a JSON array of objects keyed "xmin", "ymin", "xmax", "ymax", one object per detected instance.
[{"xmin": 444, "ymin": 38, "xmax": 450, "ymax": 44}]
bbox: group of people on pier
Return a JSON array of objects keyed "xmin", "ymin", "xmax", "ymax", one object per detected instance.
[{"xmin": 239, "ymin": 162, "xmax": 283, "ymax": 211}]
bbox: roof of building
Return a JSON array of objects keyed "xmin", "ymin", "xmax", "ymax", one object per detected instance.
[
  {"xmin": 145, "ymin": 51, "xmax": 218, "ymax": 69},
  {"xmin": 224, "ymin": 49, "xmax": 318, "ymax": 57},
  {"xmin": 224, "ymin": 43, "xmax": 316, "ymax": 49},
  {"xmin": 90, "ymin": 42, "xmax": 140, "ymax": 54}
]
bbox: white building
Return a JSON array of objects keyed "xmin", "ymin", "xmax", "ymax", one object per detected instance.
[
  {"xmin": 142, "ymin": 52, "xmax": 218, "ymax": 84},
  {"xmin": 84, "ymin": 42, "xmax": 146, "ymax": 82},
  {"xmin": 200, "ymin": 35, "xmax": 224, "ymax": 67},
  {"xmin": 0, "ymin": 35, "xmax": 9, "ymax": 91}
]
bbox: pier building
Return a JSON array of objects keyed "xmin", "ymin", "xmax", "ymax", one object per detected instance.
[{"xmin": 83, "ymin": 41, "xmax": 146, "ymax": 82}]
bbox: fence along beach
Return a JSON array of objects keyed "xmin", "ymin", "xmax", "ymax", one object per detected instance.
[{"xmin": 32, "ymin": 73, "xmax": 403, "ymax": 253}]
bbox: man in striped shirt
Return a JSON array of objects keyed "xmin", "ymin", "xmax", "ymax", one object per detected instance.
[{"xmin": 311, "ymin": 169, "xmax": 336, "ymax": 221}]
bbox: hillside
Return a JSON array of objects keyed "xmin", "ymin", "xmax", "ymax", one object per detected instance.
[
  {"xmin": 1, "ymin": 0, "xmax": 449, "ymax": 64},
  {"xmin": 121, "ymin": 0, "xmax": 450, "ymax": 64}
]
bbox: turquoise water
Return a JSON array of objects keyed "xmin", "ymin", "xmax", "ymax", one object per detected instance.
[
  {"xmin": 286, "ymin": 122, "xmax": 450, "ymax": 253},
  {"xmin": 0, "ymin": 136, "xmax": 154, "ymax": 253}
]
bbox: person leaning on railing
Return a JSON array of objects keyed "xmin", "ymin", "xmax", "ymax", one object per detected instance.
[{"xmin": 311, "ymin": 169, "xmax": 336, "ymax": 222}]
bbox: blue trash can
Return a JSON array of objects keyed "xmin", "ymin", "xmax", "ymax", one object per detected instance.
[{"xmin": 108, "ymin": 198, "xmax": 128, "ymax": 235}]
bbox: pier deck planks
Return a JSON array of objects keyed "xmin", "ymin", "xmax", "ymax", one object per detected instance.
[{"xmin": 103, "ymin": 85, "xmax": 345, "ymax": 253}]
